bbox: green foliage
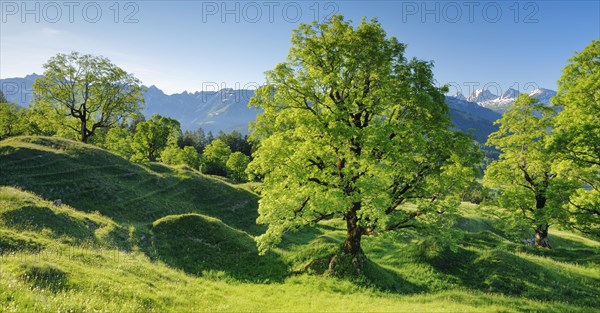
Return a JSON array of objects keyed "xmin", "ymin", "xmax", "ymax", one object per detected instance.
[
  {"xmin": 131, "ymin": 114, "xmax": 181, "ymax": 162},
  {"xmin": 0, "ymin": 102, "xmax": 28, "ymax": 140},
  {"xmin": 461, "ymin": 180, "xmax": 490, "ymax": 205},
  {"xmin": 31, "ymin": 52, "xmax": 144, "ymax": 143},
  {"xmin": 201, "ymin": 139, "xmax": 232, "ymax": 176},
  {"xmin": 160, "ymin": 146, "xmax": 201, "ymax": 169},
  {"xmin": 248, "ymin": 16, "xmax": 481, "ymax": 255},
  {"xmin": 102, "ymin": 126, "xmax": 134, "ymax": 159},
  {"xmin": 178, "ymin": 128, "xmax": 208, "ymax": 153},
  {"xmin": 159, "ymin": 145, "xmax": 185, "ymax": 165},
  {"xmin": 484, "ymin": 95, "xmax": 574, "ymax": 242},
  {"xmin": 181, "ymin": 146, "xmax": 201, "ymax": 169},
  {"xmin": 216, "ymin": 130, "xmax": 252, "ymax": 155},
  {"xmin": 127, "ymin": 112, "xmax": 146, "ymax": 133},
  {"xmin": 226, "ymin": 152, "xmax": 250, "ymax": 182},
  {"xmin": 550, "ymin": 39, "xmax": 600, "ymax": 237},
  {"xmin": 27, "ymin": 100, "xmax": 70, "ymax": 137}
]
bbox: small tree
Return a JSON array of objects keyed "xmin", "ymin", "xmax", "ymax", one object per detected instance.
[
  {"xmin": 32, "ymin": 52, "xmax": 144, "ymax": 143},
  {"xmin": 550, "ymin": 39, "xmax": 600, "ymax": 237},
  {"xmin": 103, "ymin": 126, "xmax": 134, "ymax": 159},
  {"xmin": 226, "ymin": 152, "xmax": 250, "ymax": 182},
  {"xmin": 182, "ymin": 146, "xmax": 201, "ymax": 169},
  {"xmin": 201, "ymin": 139, "xmax": 231, "ymax": 176},
  {"xmin": 217, "ymin": 130, "xmax": 252, "ymax": 155},
  {"xmin": 0, "ymin": 102, "xmax": 28, "ymax": 140},
  {"xmin": 179, "ymin": 128, "xmax": 208, "ymax": 154},
  {"xmin": 131, "ymin": 114, "xmax": 181, "ymax": 162},
  {"xmin": 160, "ymin": 146, "xmax": 201, "ymax": 170},
  {"xmin": 484, "ymin": 95, "xmax": 573, "ymax": 247},
  {"xmin": 160, "ymin": 145, "xmax": 185, "ymax": 165}
]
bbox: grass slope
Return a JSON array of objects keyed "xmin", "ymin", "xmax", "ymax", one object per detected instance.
[
  {"xmin": 0, "ymin": 136, "xmax": 261, "ymax": 234},
  {"xmin": 150, "ymin": 213, "xmax": 287, "ymax": 282},
  {"xmin": 0, "ymin": 136, "xmax": 599, "ymax": 312}
]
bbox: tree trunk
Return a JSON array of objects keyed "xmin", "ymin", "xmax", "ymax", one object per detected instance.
[
  {"xmin": 80, "ymin": 117, "xmax": 88, "ymax": 143},
  {"xmin": 327, "ymin": 202, "xmax": 365, "ymax": 275},
  {"xmin": 533, "ymin": 192, "xmax": 551, "ymax": 248},
  {"xmin": 535, "ymin": 224, "xmax": 551, "ymax": 248},
  {"xmin": 342, "ymin": 205, "xmax": 363, "ymax": 256}
]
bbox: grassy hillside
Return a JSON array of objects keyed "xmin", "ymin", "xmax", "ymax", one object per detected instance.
[
  {"xmin": 0, "ymin": 136, "xmax": 261, "ymax": 234},
  {"xmin": 1, "ymin": 136, "xmax": 599, "ymax": 312},
  {"xmin": 150, "ymin": 213, "xmax": 287, "ymax": 281}
]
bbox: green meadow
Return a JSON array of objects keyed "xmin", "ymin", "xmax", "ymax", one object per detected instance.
[{"xmin": 1, "ymin": 136, "xmax": 599, "ymax": 312}]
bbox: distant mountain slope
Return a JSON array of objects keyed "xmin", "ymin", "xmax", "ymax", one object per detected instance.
[
  {"xmin": 0, "ymin": 73, "xmax": 39, "ymax": 106},
  {"xmin": 143, "ymin": 86, "xmax": 259, "ymax": 134},
  {"xmin": 144, "ymin": 89, "xmax": 502, "ymax": 143},
  {"xmin": 1, "ymin": 74, "xmax": 500, "ymax": 143},
  {"xmin": 445, "ymin": 96, "xmax": 502, "ymax": 143},
  {"xmin": 0, "ymin": 75, "xmax": 259, "ymax": 134}
]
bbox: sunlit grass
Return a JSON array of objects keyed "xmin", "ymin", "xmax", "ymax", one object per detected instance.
[{"xmin": 0, "ymin": 136, "xmax": 599, "ymax": 312}]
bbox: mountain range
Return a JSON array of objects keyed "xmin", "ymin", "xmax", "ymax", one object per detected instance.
[
  {"xmin": 0, "ymin": 74, "xmax": 259, "ymax": 134},
  {"xmin": 452, "ymin": 87, "xmax": 557, "ymax": 113},
  {"xmin": 3, "ymin": 74, "xmax": 560, "ymax": 144},
  {"xmin": 142, "ymin": 85, "xmax": 260, "ymax": 134}
]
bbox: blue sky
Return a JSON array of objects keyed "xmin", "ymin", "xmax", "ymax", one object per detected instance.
[{"xmin": 1, "ymin": 1, "xmax": 599, "ymax": 95}]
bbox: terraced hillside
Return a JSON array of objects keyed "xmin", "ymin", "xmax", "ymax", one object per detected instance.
[
  {"xmin": 0, "ymin": 136, "xmax": 599, "ymax": 312},
  {"xmin": 0, "ymin": 136, "xmax": 261, "ymax": 233}
]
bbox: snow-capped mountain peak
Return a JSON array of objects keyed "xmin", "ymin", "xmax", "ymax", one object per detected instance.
[
  {"xmin": 451, "ymin": 92, "xmax": 467, "ymax": 101},
  {"xmin": 523, "ymin": 88, "xmax": 557, "ymax": 107},
  {"xmin": 468, "ymin": 89, "xmax": 497, "ymax": 103},
  {"xmin": 500, "ymin": 88, "xmax": 520, "ymax": 99},
  {"xmin": 528, "ymin": 88, "xmax": 556, "ymax": 103}
]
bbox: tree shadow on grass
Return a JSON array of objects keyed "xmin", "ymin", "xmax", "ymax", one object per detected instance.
[
  {"xmin": 360, "ymin": 257, "xmax": 428, "ymax": 294},
  {"xmin": 286, "ymin": 235, "xmax": 426, "ymax": 295},
  {"xmin": 460, "ymin": 229, "xmax": 600, "ymax": 266},
  {"xmin": 143, "ymin": 163, "xmax": 173, "ymax": 174},
  {"xmin": 425, "ymin": 246, "xmax": 600, "ymax": 308},
  {"xmin": 460, "ymin": 230, "xmax": 514, "ymax": 250}
]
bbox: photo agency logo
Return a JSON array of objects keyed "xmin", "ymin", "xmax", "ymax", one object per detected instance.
[
  {"xmin": 399, "ymin": 1, "xmax": 540, "ymax": 23},
  {"xmin": 1, "ymin": 80, "xmax": 33, "ymax": 105},
  {"xmin": 445, "ymin": 81, "xmax": 543, "ymax": 98},
  {"xmin": 1, "ymin": 1, "xmax": 140, "ymax": 23},
  {"xmin": 200, "ymin": 81, "xmax": 262, "ymax": 102},
  {"xmin": 5, "ymin": 244, "xmax": 136, "ymax": 265},
  {"xmin": 200, "ymin": 1, "xmax": 340, "ymax": 23}
]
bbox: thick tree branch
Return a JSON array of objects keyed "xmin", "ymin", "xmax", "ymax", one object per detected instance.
[
  {"xmin": 293, "ymin": 197, "xmax": 311, "ymax": 215},
  {"xmin": 386, "ymin": 212, "xmax": 420, "ymax": 231}
]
